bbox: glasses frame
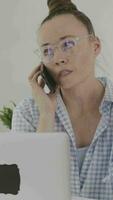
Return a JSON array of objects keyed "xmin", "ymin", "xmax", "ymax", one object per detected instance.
[{"xmin": 34, "ymin": 33, "xmax": 94, "ymax": 64}]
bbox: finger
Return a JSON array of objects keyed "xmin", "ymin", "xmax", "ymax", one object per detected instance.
[
  {"xmin": 38, "ymin": 78, "xmax": 45, "ymax": 88},
  {"xmin": 28, "ymin": 63, "xmax": 43, "ymax": 81},
  {"xmin": 48, "ymin": 85, "xmax": 60, "ymax": 97},
  {"xmin": 29, "ymin": 70, "xmax": 41, "ymax": 86}
]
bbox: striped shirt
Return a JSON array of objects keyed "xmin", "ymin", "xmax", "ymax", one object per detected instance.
[{"xmin": 12, "ymin": 76, "xmax": 113, "ymax": 199}]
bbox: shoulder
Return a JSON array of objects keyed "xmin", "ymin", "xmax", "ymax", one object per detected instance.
[
  {"xmin": 13, "ymin": 96, "xmax": 40, "ymax": 120},
  {"xmin": 98, "ymin": 76, "xmax": 113, "ymax": 103},
  {"xmin": 12, "ymin": 97, "xmax": 40, "ymax": 131},
  {"xmin": 12, "ymin": 97, "xmax": 40, "ymax": 132},
  {"xmin": 15, "ymin": 96, "xmax": 38, "ymax": 111}
]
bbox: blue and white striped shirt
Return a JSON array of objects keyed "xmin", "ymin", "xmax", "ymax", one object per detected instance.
[{"xmin": 12, "ymin": 76, "xmax": 113, "ymax": 199}]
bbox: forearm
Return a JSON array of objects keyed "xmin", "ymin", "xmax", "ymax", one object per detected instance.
[{"xmin": 37, "ymin": 113, "xmax": 55, "ymax": 133}]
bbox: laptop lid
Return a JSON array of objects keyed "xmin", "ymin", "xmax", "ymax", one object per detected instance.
[{"xmin": 0, "ymin": 132, "xmax": 71, "ymax": 200}]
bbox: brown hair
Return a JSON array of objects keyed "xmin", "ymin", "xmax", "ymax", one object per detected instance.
[{"xmin": 40, "ymin": 0, "xmax": 95, "ymax": 36}]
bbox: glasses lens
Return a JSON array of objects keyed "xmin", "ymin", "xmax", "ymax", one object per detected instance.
[
  {"xmin": 42, "ymin": 47, "xmax": 53, "ymax": 57},
  {"xmin": 40, "ymin": 46, "xmax": 53, "ymax": 64},
  {"xmin": 34, "ymin": 49, "xmax": 41, "ymax": 57},
  {"xmin": 61, "ymin": 39, "xmax": 76, "ymax": 51}
]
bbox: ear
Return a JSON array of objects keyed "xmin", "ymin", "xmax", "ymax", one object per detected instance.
[{"xmin": 93, "ymin": 36, "xmax": 101, "ymax": 56}]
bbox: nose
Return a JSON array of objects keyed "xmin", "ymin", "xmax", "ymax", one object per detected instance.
[
  {"xmin": 53, "ymin": 49, "xmax": 69, "ymax": 66},
  {"xmin": 56, "ymin": 58, "xmax": 68, "ymax": 64}
]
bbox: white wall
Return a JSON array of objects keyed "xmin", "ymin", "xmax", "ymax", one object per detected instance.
[{"xmin": 0, "ymin": 0, "xmax": 113, "ymax": 129}]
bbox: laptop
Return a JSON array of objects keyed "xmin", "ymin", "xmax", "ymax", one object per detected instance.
[
  {"xmin": 0, "ymin": 132, "xmax": 71, "ymax": 200},
  {"xmin": 0, "ymin": 132, "xmax": 95, "ymax": 200}
]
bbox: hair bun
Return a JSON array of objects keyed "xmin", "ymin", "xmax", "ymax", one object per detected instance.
[{"xmin": 47, "ymin": 0, "xmax": 78, "ymax": 14}]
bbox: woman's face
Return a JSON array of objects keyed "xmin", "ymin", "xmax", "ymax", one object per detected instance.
[{"xmin": 38, "ymin": 14, "xmax": 101, "ymax": 89}]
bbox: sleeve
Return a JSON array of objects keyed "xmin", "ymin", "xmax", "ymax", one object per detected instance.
[{"xmin": 11, "ymin": 98, "xmax": 39, "ymax": 132}]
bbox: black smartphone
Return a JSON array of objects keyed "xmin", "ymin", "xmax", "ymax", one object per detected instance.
[{"xmin": 41, "ymin": 64, "xmax": 57, "ymax": 93}]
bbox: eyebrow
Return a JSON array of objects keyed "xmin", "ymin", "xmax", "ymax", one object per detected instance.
[{"xmin": 41, "ymin": 35, "xmax": 76, "ymax": 47}]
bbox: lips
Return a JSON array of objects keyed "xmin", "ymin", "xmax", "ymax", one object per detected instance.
[{"xmin": 59, "ymin": 69, "xmax": 73, "ymax": 78}]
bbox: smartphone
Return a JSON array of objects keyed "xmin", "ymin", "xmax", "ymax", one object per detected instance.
[{"xmin": 41, "ymin": 64, "xmax": 57, "ymax": 93}]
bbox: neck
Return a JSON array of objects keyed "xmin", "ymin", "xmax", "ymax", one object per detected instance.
[{"xmin": 60, "ymin": 77, "xmax": 105, "ymax": 117}]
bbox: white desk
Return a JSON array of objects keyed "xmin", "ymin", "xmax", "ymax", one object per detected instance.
[{"xmin": 72, "ymin": 197, "xmax": 95, "ymax": 200}]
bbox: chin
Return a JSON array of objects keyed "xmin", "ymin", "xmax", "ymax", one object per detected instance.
[
  {"xmin": 60, "ymin": 82, "xmax": 75, "ymax": 90},
  {"xmin": 60, "ymin": 77, "xmax": 84, "ymax": 90}
]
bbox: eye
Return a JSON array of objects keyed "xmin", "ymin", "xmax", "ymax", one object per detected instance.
[
  {"xmin": 42, "ymin": 47, "xmax": 53, "ymax": 56},
  {"xmin": 62, "ymin": 39, "xmax": 75, "ymax": 49},
  {"xmin": 43, "ymin": 48, "xmax": 49, "ymax": 56}
]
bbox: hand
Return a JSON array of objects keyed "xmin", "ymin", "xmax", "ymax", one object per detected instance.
[{"xmin": 28, "ymin": 63, "xmax": 59, "ymax": 115}]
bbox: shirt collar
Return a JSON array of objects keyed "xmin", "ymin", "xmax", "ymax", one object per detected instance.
[
  {"xmin": 56, "ymin": 76, "xmax": 113, "ymax": 116},
  {"xmin": 97, "ymin": 76, "xmax": 113, "ymax": 103}
]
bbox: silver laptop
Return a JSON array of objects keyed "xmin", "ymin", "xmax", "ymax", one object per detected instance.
[{"xmin": 0, "ymin": 132, "xmax": 71, "ymax": 200}]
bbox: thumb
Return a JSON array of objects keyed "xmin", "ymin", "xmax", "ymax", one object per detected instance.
[{"xmin": 48, "ymin": 86, "xmax": 60, "ymax": 99}]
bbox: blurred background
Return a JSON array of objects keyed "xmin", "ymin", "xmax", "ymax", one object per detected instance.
[{"xmin": 0, "ymin": 0, "xmax": 113, "ymax": 131}]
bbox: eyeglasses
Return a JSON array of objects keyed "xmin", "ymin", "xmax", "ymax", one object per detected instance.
[{"xmin": 34, "ymin": 34, "xmax": 94, "ymax": 64}]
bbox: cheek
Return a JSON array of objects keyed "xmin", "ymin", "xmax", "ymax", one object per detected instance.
[{"xmin": 73, "ymin": 48, "xmax": 94, "ymax": 68}]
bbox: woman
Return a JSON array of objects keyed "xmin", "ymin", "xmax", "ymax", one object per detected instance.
[{"xmin": 12, "ymin": 0, "xmax": 113, "ymax": 199}]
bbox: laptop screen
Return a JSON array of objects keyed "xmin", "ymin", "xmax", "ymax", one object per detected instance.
[{"xmin": 0, "ymin": 132, "xmax": 71, "ymax": 200}]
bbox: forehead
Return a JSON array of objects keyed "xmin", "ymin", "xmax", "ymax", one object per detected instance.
[{"xmin": 38, "ymin": 14, "xmax": 88, "ymax": 45}]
